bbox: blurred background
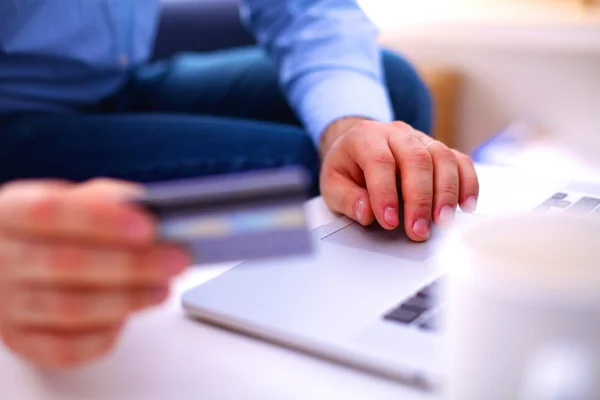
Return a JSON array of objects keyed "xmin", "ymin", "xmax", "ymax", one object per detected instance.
[
  {"xmin": 358, "ymin": 0, "xmax": 600, "ymax": 179},
  {"xmin": 160, "ymin": 0, "xmax": 600, "ymax": 179}
]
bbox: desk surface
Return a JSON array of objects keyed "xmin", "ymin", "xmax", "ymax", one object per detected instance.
[
  {"xmin": 0, "ymin": 164, "xmax": 568, "ymax": 400},
  {"xmin": 0, "ymin": 198, "xmax": 433, "ymax": 400}
]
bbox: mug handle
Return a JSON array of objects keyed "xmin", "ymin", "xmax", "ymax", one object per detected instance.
[{"xmin": 518, "ymin": 342, "xmax": 596, "ymax": 400}]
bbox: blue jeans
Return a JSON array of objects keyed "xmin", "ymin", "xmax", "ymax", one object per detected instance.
[{"xmin": 0, "ymin": 48, "xmax": 432, "ymax": 195}]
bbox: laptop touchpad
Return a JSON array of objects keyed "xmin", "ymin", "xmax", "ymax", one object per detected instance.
[{"xmin": 321, "ymin": 222, "xmax": 443, "ymax": 262}]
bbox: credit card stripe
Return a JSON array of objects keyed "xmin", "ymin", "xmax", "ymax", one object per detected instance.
[{"xmin": 160, "ymin": 207, "xmax": 306, "ymax": 240}]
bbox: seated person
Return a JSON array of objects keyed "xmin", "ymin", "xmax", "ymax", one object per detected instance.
[{"xmin": 0, "ymin": 0, "xmax": 479, "ymax": 369}]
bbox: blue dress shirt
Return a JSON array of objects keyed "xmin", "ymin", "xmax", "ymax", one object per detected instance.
[{"xmin": 0, "ymin": 0, "xmax": 393, "ymax": 143}]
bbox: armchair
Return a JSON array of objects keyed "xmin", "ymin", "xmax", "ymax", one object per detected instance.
[{"xmin": 153, "ymin": 0, "xmax": 255, "ymax": 60}]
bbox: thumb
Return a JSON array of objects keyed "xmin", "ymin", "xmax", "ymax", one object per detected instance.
[{"xmin": 321, "ymin": 173, "xmax": 375, "ymax": 226}]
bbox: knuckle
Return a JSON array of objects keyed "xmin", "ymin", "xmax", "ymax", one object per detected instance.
[
  {"xmin": 456, "ymin": 151, "xmax": 475, "ymax": 167},
  {"xmin": 370, "ymin": 151, "xmax": 396, "ymax": 168},
  {"xmin": 84, "ymin": 178, "xmax": 134, "ymax": 194},
  {"xmin": 376, "ymin": 187, "xmax": 399, "ymax": 202},
  {"xmin": 409, "ymin": 192, "xmax": 434, "ymax": 210},
  {"xmin": 441, "ymin": 181, "xmax": 460, "ymax": 199},
  {"xmin": 75, "ymin": 178, "xmax": 142, "ymax": 201},
  {"xmin": 393, "ymin": 121, "xmax": 412, "ymax": 132},
  {"xmin": 356, "ymin": 119, "xmax": 374, "ymax": 131},
  {"xmin": 319, "ymin": 162, "xmax": 337, "ymax": 183},
  {"xmin": 408, "ymin": 147, "xmax": 433, "ymax": 168},
  {"xmin": 437, "ymin": 146, "xmax": 458, "ymax": 165},
  {"xmin": 0, "ymin": 181, "xmax": 68, "ymax": 213},
  {"xmin": 347, "ymin": 124, "xmax": 367, "ymax": 141}
]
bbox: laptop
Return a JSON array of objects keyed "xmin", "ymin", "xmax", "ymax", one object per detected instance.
[{"xmin": 181, "ymin": 165, "xmax": 600, "ymax": 393}]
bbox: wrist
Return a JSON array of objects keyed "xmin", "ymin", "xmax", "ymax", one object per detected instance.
[{"xmin": 319, "ymin": 117, "xmax": 370, "ymax": 158}]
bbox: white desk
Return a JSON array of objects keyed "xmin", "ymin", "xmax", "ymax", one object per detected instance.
[
  {"xmin": 0, "ymin": 164, "xmax": 573, "ymax": 400},
  {"xmin": 0, "ymin": 196, "xmax": 434, "ymax": 400}
]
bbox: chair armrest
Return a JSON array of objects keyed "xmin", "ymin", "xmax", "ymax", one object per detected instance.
[{"xmin": 152, "ymin": 0, "xmax": 256, "ymax": 60}]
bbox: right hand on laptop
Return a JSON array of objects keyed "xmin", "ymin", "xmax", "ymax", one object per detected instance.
[
  {"xmin": 320, "ymin": 118, "xmax": 480, "ymax": 242},
  {"xmin": 0, "ymin": 179, "xmax": 191, "ymax": 369}
]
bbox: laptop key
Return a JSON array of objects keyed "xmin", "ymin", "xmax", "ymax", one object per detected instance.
[
  {"xmin": 568, "ymin": 197, "xmax": 600, "ymax": 214},
  {"xmin": 403, "ymin": 296, "xmax": 434, "ymax": 313},
  {"xmin": 551, "ymin": 192, "xmax": 568, "ymax": 200},
  {"xmin": 417, "ymin": 282, "xmax": 438, "ymax": 298},
  {"xmin": 384, "ymin": 306, "xmax": 421, "ymax": 324},
  {"xmin": 416, "ymin": 286, "xmax": 433, "ymax": 298},
  {"xmin": 542, "ymin": 199, "xmax": 571, "ymax": 209}
]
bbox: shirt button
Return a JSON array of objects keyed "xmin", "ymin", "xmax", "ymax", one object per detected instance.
[{"xmin": 118, "ymin": 55, "xmax": 129, "ymax": 67}]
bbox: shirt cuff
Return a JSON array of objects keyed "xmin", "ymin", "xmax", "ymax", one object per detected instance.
[{"xmin": 289, "ymin": 69, "xmax": 394, "ymax": 145}]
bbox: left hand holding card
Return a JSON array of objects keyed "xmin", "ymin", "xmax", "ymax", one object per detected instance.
[{"xmin": 130, "ymin": 167, "xmax": 314, "ymax": 265}]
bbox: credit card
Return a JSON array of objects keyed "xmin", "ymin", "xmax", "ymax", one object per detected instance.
[{"xmin": 131, "ymin": 167, "xmax": 313, "ymax": 265}]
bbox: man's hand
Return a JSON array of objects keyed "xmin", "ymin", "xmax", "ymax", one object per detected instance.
[
  {"xmin": 319, "ymin": 118, "xmax": 479, "ymax": 242},
  {"xmin": 0, "ymin": 179, "xmax": 191, "ymax": 369}
]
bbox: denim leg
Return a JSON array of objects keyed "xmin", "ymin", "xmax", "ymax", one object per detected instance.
[
  {"xmin": 381, "ymin": 49, "xmax": 434, "ymax": 136},
  {"xmin": 0, "ymin": 113, "xmax": 320, "ymax": 195},
  {"xmin": 0, "ymin": 47, "xmax": 430, "ymax": 196},
  {"xmin": 121, "ymin": 47, "xmax": 432, "ymax": 134}
]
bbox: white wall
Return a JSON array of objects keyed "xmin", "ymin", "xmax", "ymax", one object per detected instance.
[
  {"xmin": 361, "ymin": 0, "xmax": 600, "ymax": 155},
  {"xmin": 384, "ymin": 39, "xmax": 600, "ymax": 154}
]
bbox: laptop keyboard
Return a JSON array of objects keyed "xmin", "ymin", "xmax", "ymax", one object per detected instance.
[
  {"xmin": 383, "ymin": 192, "xmax": 600, "ymax": 333},
  {"xmin": 534, "ymin": 193, "xmax": 600, "ymax": 215},
  {"xmin": 384, "ymin": 279, "xmax": 444, "ymax": 332}
]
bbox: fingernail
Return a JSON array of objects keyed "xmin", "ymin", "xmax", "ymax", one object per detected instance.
[
  {"xmin": 413, "ymin": 219, "xmax": 431, "ymax": 240},
  {"xmin": 164, "ymin": 248, "xmax": 190, "ymax": 275},
  {"xmin": 462, "ymin": 196, "xmax": 478, "ymax": 213},
  {"xmin": 439, "ymin": 206, "xmax": 455, "ymax": 226},
  {"xmin": 124, "ymin": 215, "xmax": 153, "ymax": 241},
  {"xmin": 355, "ymin": 199, "xmax": 365, "ymax": 223},
  {"xmin": 384, "ymin": 207, "xmax": 399, "ymax": 227}
]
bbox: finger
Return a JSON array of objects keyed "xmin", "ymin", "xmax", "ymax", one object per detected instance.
[
  {"xmin": 0, "ymin": 180, "xmax": 72, "ymax": 195},
  {"xmin": 2, "ymin": 239, "xmax": 190, "ymax": 289},
  {"xmin": 424, "ymin": 141, "xmax": 460, "ymax": 227},
  {"xmin": 389, "ymin": 124, "xmax": 434, "ymax": 241},
  {"xmin": 320, "ymin": 170, "xmax": 375, "ymax": 226},
  {"xmin": 7, "ymin": 287, "xmax": 168, "ymax": 331},
  {"xmin": 349, "ymin": 124, "xmax": 401, "ymax": 230},
  {"xmin": 68, "ymin": 178, "xmax": 143, "ymax": 199},
  {"xmin": 0, "ymin": 182, "xmax": 155, "ymax": 246},
  {"xmin": 453, "ymin": 150, "xmax": 480, "ymax": 213},
  {"xmin": 1, "ymin": 325, "xmax": 121, "ymax": 370}
]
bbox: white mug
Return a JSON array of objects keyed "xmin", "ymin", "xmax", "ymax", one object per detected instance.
[{"xmin": 439, "ymin": 212, "xmax": 600, "ymax": 400}]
